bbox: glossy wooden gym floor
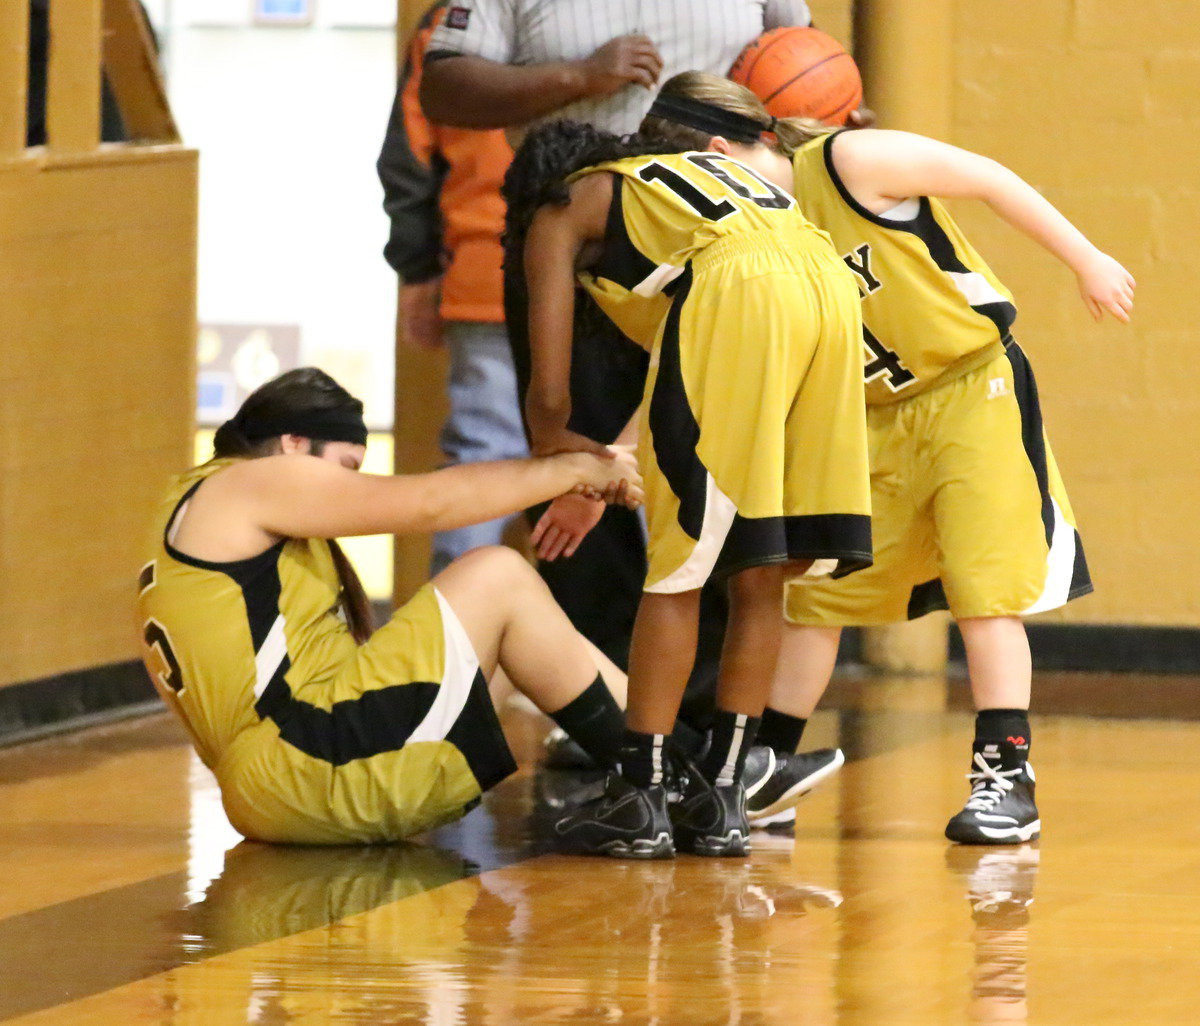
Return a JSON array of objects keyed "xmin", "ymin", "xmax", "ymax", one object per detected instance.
[{"xmin": 3, "ymin": 671, "xmax": 1198, "ymax": 1025}]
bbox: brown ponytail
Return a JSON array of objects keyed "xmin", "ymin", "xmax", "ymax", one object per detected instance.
[{"xmin": 328, "ymin": 540, "xmax": 374, "ymax": 643}]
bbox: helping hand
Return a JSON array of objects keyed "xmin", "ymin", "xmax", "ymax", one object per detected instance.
[
  {"xmin": 531, "ymin": 494, "xmax": 606, "ymax": 561},
  {"xmin": 570, "ymin": 444, "xmax": 643, "ymax": 509}
]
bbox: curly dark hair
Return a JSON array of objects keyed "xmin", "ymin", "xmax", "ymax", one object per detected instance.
[{"xmin": 501, "ymin": 119, "xmax": 680, "ymax": 277}]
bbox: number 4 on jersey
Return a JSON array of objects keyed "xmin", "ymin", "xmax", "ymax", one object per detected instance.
[
  {"xmin": 863, "ymin": 326, "xmax": 916, "ymax": 392},
  {"xmin": 842, "ymin": 242, "xmax": 916, "ymax": 392}
]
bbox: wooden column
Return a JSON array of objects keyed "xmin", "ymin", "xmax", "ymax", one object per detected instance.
[
  {"xmin": 48, "ymin": 0, "xmax": 103, "ymax": 153},
  {"xmin": 853, "ymin": 0, "xmax": 955, "ymax": 672},
  {"xmin": 0, "ymin": 2, "xmax": 29, "ymax": 157},
  {"xmin": 392, "ymin": 0, "xmax": 450, "ymax": 604}
]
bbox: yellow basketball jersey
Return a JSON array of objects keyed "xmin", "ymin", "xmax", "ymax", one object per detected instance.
[
  {"xmin": 576, "ymin": 151, "xmax": 828, "ymax": 349},
  {"xmin": 137, "ymin": 459, "xmax": 358, "ymax": 770},
  {"xmin": 791, "ymin": 133, "xmax": 1017, "ymax": 405}
]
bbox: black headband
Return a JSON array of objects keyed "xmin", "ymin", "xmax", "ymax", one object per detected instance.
[
  {"xmin": 228, "ymin": 406, "xmax": 368, "ymax": 447},
  {"xmin": 647, "ymin": 92, "xmax": 769, "ymax": 144}
]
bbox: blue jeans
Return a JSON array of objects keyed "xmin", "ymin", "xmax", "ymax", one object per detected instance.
[{"xmin": 431, "ymin": 321, "xmax": 529, "ymax": 574}]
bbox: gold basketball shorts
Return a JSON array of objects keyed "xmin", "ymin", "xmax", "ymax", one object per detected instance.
[
  {"xmin": 785, "ymin": 340, "xmax": 1092, "ymax": 625},
  {"xmin": 215, "ymin": 583, "xmax": 516, "ymax": 844},
  {"xmin": 640, "ymin": 230, "xmax": 873, "ymax": 593}
]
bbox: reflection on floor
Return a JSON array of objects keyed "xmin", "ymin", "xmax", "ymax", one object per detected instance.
[{"xmin": 2, "ymin": 671, "xmax": 1199, "ymax": 1025}]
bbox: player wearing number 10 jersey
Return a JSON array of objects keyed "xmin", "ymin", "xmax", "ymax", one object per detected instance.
[{"xmin": 505, "ymin": 115, "xmax": 871, "ymax": 858}]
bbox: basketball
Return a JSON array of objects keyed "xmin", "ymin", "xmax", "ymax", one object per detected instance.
[{"xmin": 729, "ymin": 26, "xmax": 862, "ymax": 126}]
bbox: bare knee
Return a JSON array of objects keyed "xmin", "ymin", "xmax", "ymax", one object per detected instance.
[
  {"xmin": 436, "ymin": 545, "xmax": 535, "ymax": 593},
  {"xmin": 434, "ymin": 547, "xmax": 546, "ymax": 625},
  {"xmin": 727, "ymin": 564, "xmax": 784, "ymax": 607}
]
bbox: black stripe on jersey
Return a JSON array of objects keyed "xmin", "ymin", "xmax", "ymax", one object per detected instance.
[
  {"xmin": 648, "ymin": 266, "xmax": 708, "ymax": 540},
  {"xmin": 162, "ymin": 477, "xmax": 288, "ymax": 593},
  {"xmin": 712, "ymin": 513, "xmax": 874, "ymax": 583},
  {"xmin": 138, "ymin": 562, "xmax": 155, "ymax": 594},
  {"xmin": 821, "ymin": 132, "xmax": 1017, "ymax": 339},
  {"xmin": 1004, "ymin": 339, "xmax": 1055, "ymax": 548},
  {"xmin": 592, "ymin": 174, "xmax": 660, "ymax": 293},
  {"xmin": 909, "ymin": 201, "xmax": 1016, "ymax": 339}
]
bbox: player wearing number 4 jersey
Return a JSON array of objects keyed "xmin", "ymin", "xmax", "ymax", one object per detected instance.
[
  {"xmin": 136, "ymin": 368, "xmax": 645, "ymax": 844},
  {"xmin": 505, "ymin": 115, "xmax": 871, "ymax": 858},
  {"xmin": 647, "ymin": 72, "xmax": 1135, "ymax": 843}
]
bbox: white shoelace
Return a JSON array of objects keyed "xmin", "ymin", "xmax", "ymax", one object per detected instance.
[{"xmin": 963, "ymin": 751, "xmax": 1022, "ymax": 812}]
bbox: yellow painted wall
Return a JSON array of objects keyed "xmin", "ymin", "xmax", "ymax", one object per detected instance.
[
  {"xmin": 941, "ymin": 1, "xmax": 1199, "ymax": 625},
  {"xmin": 808, "ymin": 0, "xmax": 853, "ymax": 49},
  {"xmin": 0, "ymin": 148, "xmax": 198, "ymax": 686}
]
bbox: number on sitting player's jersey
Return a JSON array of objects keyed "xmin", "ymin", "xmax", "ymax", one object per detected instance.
[{"xmin": 144, "ymin": 619, "xmax": 186, "ymax": 694}]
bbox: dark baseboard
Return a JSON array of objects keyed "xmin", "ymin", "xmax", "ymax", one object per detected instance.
[
  {"xmin": 2, "ymin": 623, "xmax": 1193, "ymax": 749},
  {"xmin": 0, "ymin": 661, "xmax": 159, "ymax": 748},
  {"xmin": 949, "ymin": 623, "xmax": 1200, "ymax": 675}
]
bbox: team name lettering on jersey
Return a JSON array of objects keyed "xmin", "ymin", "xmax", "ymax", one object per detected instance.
[{"xmin": 843, "ymin": 243, "xmax": 882, "ymax": 296}]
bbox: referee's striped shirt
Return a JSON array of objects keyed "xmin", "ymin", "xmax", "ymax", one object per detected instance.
[{"xmin": 427, "ymin": 0, "xmax": 812, "ymax": 137}]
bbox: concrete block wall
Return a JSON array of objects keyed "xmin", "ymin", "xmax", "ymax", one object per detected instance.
[{"xmin": 949, "ymin": 0, "xmax": 1200, "ymax": 625}]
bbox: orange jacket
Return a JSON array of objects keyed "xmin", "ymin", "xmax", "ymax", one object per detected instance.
[{"xmin": 378, "ymin": 3, "xmax": 511, "ymax": 323}]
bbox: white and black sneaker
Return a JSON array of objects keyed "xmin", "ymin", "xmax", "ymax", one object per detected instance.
[
  {"xmin": 945, "ymin": 744, "xmax": 1040, "ymax": 845},
  {"xmin": 553, "ymin": 774, "xmax": 675, "ymax": 859},
  {"xmin": 747, "ymin": 748, "xmax": 845, "ymax": 828},
  {"xmin": 740, "ymin": 745, "xmax": 777, "ymax": 803}
]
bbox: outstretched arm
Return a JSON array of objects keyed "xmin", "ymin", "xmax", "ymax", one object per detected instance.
[
  {"xmin": 217, "ymin": 449, "xmax": 643, "ymax": 544},
  {"xmin": 523, "ymin": 172, "xmax": 615, "ymax": 455},
  {"xmin": 830, "ymin": 130, "xmax": 1136, "ymax": 322}
]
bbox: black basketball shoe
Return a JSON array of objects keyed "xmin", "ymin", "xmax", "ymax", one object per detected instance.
[
  {"xmin": 945, "ymin": 743, "xmax": 1040, "ymax": 845},
  {"xmin": 747, "ymin": 748, "xmax": 845, "ymax": 828},
  {"xmin": 670, "ymin": 766, "xmax": 751, "ymax": 857},
  {"xmin": 552, "ymin": 773, "xmax": 675, "ymax": 859},
  {"xmin": 740, "ymin": 745, "xmax": 777, "ymax": 802}
]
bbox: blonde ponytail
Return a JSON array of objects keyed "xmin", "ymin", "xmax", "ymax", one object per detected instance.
[{"xmin": 769, "ymin": 115, "xmax": 831, "ymax": 158}]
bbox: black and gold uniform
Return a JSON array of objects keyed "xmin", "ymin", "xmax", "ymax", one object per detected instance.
[
  {"xmin": 137, "ymin": 459, "xmax": 516, "ymax": 844},
  {"xmin": 785, "ymin": 132, "xmax": 1092, "ymax": 624},
  {"xmin": 576, "ymin": 151, "xmax": 872, "ymax": 592}
]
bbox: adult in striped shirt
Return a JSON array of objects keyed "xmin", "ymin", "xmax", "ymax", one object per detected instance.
[{"xmin": 418, "ymin": 1, "xmax": 813, "ymax": 733}]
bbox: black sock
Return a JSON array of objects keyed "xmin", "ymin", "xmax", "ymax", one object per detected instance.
[
  {"xmin": 671, "ymin": 719, "xmax": 707, "ymax": 760},
  {"xmin": 699, "ymin": 711, "xmax": 760, "ymax": 786},
  {"xmin": 757, "ymin": 707, "xmax": 807, "ymax": 755},
  {"xmin": 618, "ymin": 728, "xmax": 667, "ymax": 787},
  {"xmin": 975, "ymin": 708, "xmax": 1031, "ymax": 766},
  {"xmin": 548, "ymin": 675, "xmax": 624, "ymax": 770}
]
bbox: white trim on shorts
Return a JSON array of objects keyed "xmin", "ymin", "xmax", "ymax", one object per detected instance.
[
  {"xmin": 645, "ymin": 471, "xmax": 737, "ymax": 594},
  {"xmin": 406, "ymin": 588, "xmax": 483, "ymax": 744},
  {"xmin": 1021, "ymin": 498, "xmax": 1077, "ymax": 616}
]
